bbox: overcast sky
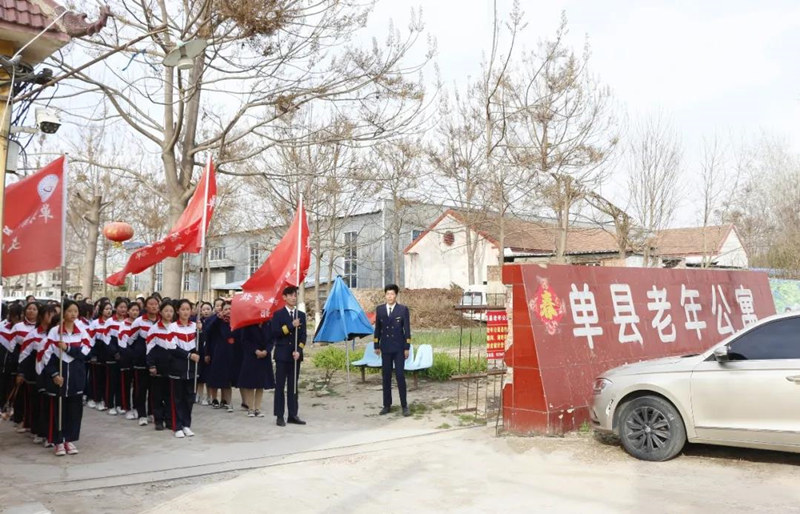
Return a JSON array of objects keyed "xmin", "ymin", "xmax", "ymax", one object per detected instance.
[{"xmin": 370, "ymin": 0, "xmax": 800, "ymax": 226}]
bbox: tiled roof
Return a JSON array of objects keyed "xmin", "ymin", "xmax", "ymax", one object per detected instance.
[
  {"xmin": 0, "ymin": 0, "xmax": 57, "ymax": 31},
  {"xmin": 406, "ymin": 209, "xmax": 621, "ymax": 256},
  {"xmin": 653, "ymin": 224, "xmax": 733, "ymax": 257}
]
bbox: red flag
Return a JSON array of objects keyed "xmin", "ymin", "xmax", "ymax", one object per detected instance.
[
  {"xmin": 2, "ymin": 156, "xmax": 66, "ymax": 277},
  {"xmin": 230, "ymin": 200, "xmax": 310, "ymax": 330},
  {"xmin": 106, "ymin": 159, "xmax": 216, "ymax": 286}
]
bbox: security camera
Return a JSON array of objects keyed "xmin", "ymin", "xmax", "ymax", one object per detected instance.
[{"xmin": 35, "ymin": 108, "xmax": 61, "ymax": 134}]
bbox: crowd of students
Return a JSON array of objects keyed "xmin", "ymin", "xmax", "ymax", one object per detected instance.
[{"xmin": 0, "ymin": 292, "xmax": 286, "ymax": 457}]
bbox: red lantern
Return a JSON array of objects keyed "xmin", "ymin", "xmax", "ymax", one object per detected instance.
[{"xmin": 103, "ymin": 222, "xmax": 134, "ymax": 247}]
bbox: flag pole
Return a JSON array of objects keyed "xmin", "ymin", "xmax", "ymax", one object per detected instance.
[
  {"xmin": 193, "ymin": 156, "xmax": 212, "ymax": 396},
  {"xmin": 293, "ymin": 195, "xmax": 303, "ymax": 400},
  {"xmin": 57, "ymin": 155, "xmax": 68, "ymax": 444}
]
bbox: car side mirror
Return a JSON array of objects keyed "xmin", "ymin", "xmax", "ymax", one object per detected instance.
[{"xmin": 713, "ymin": 346, "xmax": 730, "ymax": 363}]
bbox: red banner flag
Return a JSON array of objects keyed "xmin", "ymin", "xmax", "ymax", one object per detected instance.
[
  {"xmin": 106, "ymin": 159, "xmax": 216, "ymax": 286},
  {"xmin": 2, "ymin": 156, "xmax": 66, "ymax": 277},
  {"xmin": 231, "ymin": 199, "xmax": 310, "ymax": 330}
]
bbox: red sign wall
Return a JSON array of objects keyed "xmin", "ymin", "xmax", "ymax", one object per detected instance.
[
  {"xmin": 486, "ymin": 310, "xmax": 507, "ymax": 360},
  {"xmin": 501, "ymin": 264, "xmax": 775, "ymax": 435}
]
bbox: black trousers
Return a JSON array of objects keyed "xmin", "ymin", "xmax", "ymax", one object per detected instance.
[
  {"xmin": 169, "ymin": 378, "xmax": 194, "ymax": 431},
  {"xmin": 274, "ymin": 360, "xmax": 300, "ymax": 418},
  {"xmin": 89, "ymin": 362, "xmax": 106, "ymax": 403},
  {"xmin": 44, "ymin": 395, "xmax": 57, "ymax": 444},
  {"xmin": 56, "ymin": 395, "xmax": 83, "ymax": 443},
  {"xmin": 105, "ymin": 362, "xmax": 121, "ymax": 409},
  {"xmin": 0, "ymin": 373, "xmax": 13, "ymax": 411},
  {"xmin": 150, "ymin": 375, "xmax": 168, "ymax": 425},
  {"xmin": 12, "ymin": 379, "xmax": 26, "ymax": 424},
  {"xmin": 381, "ymin": 351, "xmax": 407, "ymax": 409},
  {"xmin": 36, "ymin": 392, "xmax": 49, "ymax": 438},
  {"xmin": 24, "ymin": 383, "xmax": 39, "ymax": 430},
  {"xmin": 132, "ymin": 368, "xmax": 149, "ymax": 417},
  {"xmin": 119, "ymin": 368, "xmax": 132, "ymax": 412}
]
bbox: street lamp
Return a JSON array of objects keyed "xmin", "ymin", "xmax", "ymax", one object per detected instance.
[{"xmin": 163, "ymin": 39, "xmax": 208, "ymax": 71}]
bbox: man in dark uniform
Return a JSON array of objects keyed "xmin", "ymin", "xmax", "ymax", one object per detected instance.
[
  {"xmin": 270, "ymin": 286, "xmax": 307, "ymax": 427},
  {"xmin": 373, "ymin": 284, "xmax": 411, "ymax": 416}
]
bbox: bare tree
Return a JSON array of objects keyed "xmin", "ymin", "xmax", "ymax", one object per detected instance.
[
  {"xmin": 507, "ymin": 13, "xmax": 618, "ymax": 261},
  {"xmin": 46, "ymin": 0, "xmax": 431, "ymax": 296},
  {"xmin": 428, "ymin": 87, "xmax": 489, "ymax": 285},
  {"xmin": 627, "ymin": 114, "xmax": 682, "ymax": 265}
]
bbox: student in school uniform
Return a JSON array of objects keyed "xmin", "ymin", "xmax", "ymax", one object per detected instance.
[
  {"xmin": 0, "ymin": 303, "xmax": 23, "ymax": 418},
  {"xmin": 196, "ymin": 301, "xmax": 213, "ymax": 406},
  {"xmin": 89, "ymin": 301, "xmax": 114, "ymax": 412},
  {"xmin": 102, "ymin": 298, "xmax": 128, "ymax": 416},
  {"xmin": 204, "ymin": 302, "xmax": 238, "ymax": 413},
  {"xmin": 238, "ymin": 321, "xmax": 274, "ymax": 418},
  {"xmin": 129, "ymin": 296, "xmax": 160, "ymax": 426},
  {"xmin": 44, "ymin": 300, "xmax": 91, "ymax": 456},
  {"xmin": 146, "ymin": 301, "xmax": 174, "ymax": 431},
  {"xmin": 167, "ymin": 299, "xmax": 201, "ymax": 438},
  {"xmin": 119, "ymin": 301, "xmax": 139, "ymax": 420},
  {"xmin": 20, "ymin": 304, "xmax": 55, "ymax": 444},
  {"xmin": 271, "ymin": 286, "xmax": 307, "ymax": 427},
  {"xmin": 31, "ymin": 305, "xmax": 57, "ymax": 447},
  {"xmin": 12, "ymin": 302, "xmax": 39, "ymax": 431}
]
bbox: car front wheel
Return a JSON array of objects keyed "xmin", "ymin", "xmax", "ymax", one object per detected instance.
[{"xmin": 618, "ymin": 395, "xmax": 686, "ymax": 461}]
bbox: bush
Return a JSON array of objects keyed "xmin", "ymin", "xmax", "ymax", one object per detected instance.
[{"xmin": 421, "ymin": 353, "xmax": 487, "ymax": 381}]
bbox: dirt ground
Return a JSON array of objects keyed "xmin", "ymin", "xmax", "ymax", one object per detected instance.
[{"xmin": 1, "ymin": 362, "xmax": 799, "ymax": 514}]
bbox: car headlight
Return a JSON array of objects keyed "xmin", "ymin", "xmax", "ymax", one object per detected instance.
[{"xmin": 593, "ymin": 378, "xmax": 612, "ymax": 395}]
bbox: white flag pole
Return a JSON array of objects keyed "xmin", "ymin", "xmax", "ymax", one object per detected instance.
[
  {"xmin": 194, "ymin": 155, "xmax": 212, "ymax": 396},
  {"xmin": 293, "ymin": 195, "xmax": 303, "ymax": 400},
  {"xmin": 58, "ymin": 155, "xmax": 68, "ymax": 443}
]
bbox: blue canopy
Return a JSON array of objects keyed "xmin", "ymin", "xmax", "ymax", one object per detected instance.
[{"xmin": 313, "ymin": 276, "xmax": 374, "ymax": 342}]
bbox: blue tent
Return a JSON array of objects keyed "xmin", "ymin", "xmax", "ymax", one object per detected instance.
[{"xmin": 313, "ymin": 276, "xmax": 374, "ymax": 385}]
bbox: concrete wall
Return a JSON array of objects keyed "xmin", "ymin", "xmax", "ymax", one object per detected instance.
[
  {"xmin": 716, "ymin": 229, "xmax": 749, "ymax": 268},
  {"xmin": 404, "ymin": 214, "xmax": 500, "ymax": 289}
]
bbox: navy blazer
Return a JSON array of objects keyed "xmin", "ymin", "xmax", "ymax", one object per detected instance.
[
  {"xmin": 373, "ymin": 303, "xmax": 411, "ymax": 353},
  {"xmin": 270, "ymin": 308, "xmax": 306, "ymax": 363}
]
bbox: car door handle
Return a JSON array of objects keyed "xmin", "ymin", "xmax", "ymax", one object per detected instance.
[{"xmin": 786, "ymin": 375, "xmax": 800, "ymax": 384}]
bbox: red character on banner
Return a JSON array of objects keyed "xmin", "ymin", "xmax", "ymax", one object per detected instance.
[{"xmin": 530, "ymin": 277, "xmax": 565, "ymax": 335}]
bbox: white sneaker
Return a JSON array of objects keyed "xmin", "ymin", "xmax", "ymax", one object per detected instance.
[
  {"xmin": 16, "ymin": 426, "xmax": 29, "ymax": 433},
  {"xmin": 44, "ymin": 441, "xmax": 53, "ymax": 448},
  {"xmin": 201, "ymin": 398, "xmax": 209, "ymax": 406},
  {"xmin": 174, "ymin": 430, "xmax": 185, "ymax": 438},
  {"xmin": 182, "ymin": 427, "xmax": 194, "ymax": 437},
  {"xmin": 54, "ymin": 443, "xmax": 66, "ymax": 456},
  {"xmin": 107, "ymin": 407, "xmax": 118, "ymax": 415},
  {"xmin": 125, "ymin": 410, "xmax": 136, "ymax": 420},
  {"xmin": 87, "ymin": 400, "xmax": 96, "ymax": 409},
  {"xmin": 148, "ymin": 415, "xmax": 154, "ymax": 423},
  {"xmin": 66, "ymin": 442, "xmax": 79, "ymax": 455},
  {"xmin": 97, "ymin": 401, "xmax": 106, "ymax": 411},
  {"xmin": 33, "ymin": 435, "xmax": 44, "ymax": 444},
  {"xmin": 138, "ymin": 417, "xmax": 148, "ymax": 426}
]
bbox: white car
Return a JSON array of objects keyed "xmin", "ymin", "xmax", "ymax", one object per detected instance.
[{"xmin": 591, "ymin": 312, "xmax": 800, "ymax": 461}]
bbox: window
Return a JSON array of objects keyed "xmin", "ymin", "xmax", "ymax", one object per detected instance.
[
  {"xmin": 727, "ymin": 318, "xmax": 800, "ymax": 360},
  {"xmin": 344, "ymin": 231, "xmax": 358, "ymax": 288},
  {"xmin": 248, "ymin": 243, "xmax": 261, "ymax": 276},
  {"xmin": 51, "ymin": 271, "xmax": 61, "ymax": 282},
  {"xmin": 209, "ymin": 246, "xmax": 226, "ymax": 261},
  {"xmin": 132, "ymin": 273, "xmax": 140, "ymax": 292},
  {"xmin": 183, "ymin": 261, "xmax": 191, "ymax": 292},
  {"xmin": 411, "ymin": 229, "xmax": 424, "ymax": 244},
  {"xmin": 443, "ymin": 231, "xmax": 455, "ymax": 246},
  {"xmin": 155, "ymin": 262, "xmax": 163, "ymax": 292}
]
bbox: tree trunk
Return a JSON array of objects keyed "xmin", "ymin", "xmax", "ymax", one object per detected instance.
[
  {"xmin": 466, "ymin": 228, "xmax": 475, "ymax": 285},
  {"xmin": 81, "ymin": 195, "xmax": 102, "ymax": 298},
  {"xmin": 102, "ymin": 240, "xmax": 108, "ymax": 297}
]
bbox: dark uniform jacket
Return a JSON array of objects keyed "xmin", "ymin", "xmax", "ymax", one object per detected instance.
[
  {"xmin": 270, "ymin": 308, "xmax": 306, "ymax": 363},
  {"xmin": 373, "ymin": 303, "xmax": 411, "ymax": 354}
]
